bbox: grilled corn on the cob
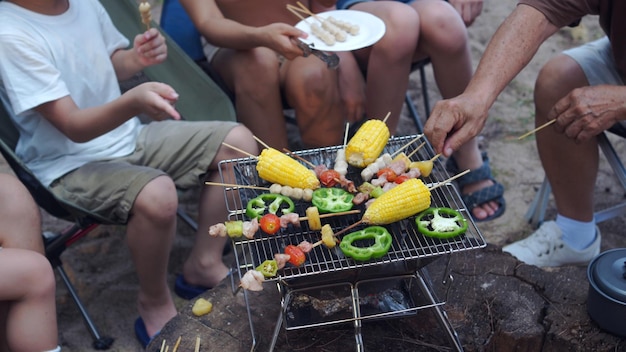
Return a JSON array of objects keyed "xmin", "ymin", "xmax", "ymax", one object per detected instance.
[
  {"xmin": 362, "ymin": 178, "xmax": 431, "ymax": 224},
  {"xmin": 345, "ymin": 119, "xmax": 390, "ymax": 168},
  {"xmin": 257, "ymin": 148, "xmax": 320, "ymax": 189}
]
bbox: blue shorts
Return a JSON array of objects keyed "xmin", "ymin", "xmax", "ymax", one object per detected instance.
[{"xmin": 336, "ymin": 0, "xmax": 415, "ymax": 10}]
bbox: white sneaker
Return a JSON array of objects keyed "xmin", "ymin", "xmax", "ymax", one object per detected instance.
[{"xmin": 502, "ymin": 221, "xmax": 600, "ymax": 267}]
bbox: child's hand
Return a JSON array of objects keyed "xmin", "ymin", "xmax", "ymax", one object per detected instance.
[
  {"xmin": 130, "ymin": 82, "xmax": 181, "ymax": 121},
  {"xmin": 134, "ymin": 28, "xmax": 167, "ymax": 67}
]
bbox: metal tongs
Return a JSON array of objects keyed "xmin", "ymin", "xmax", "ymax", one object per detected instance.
[{"xmin": 295, "ymin": 40, "xmax": 340, "ymax": 69}]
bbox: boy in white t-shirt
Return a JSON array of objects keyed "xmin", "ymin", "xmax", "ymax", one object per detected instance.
[{"xmin": 0, "ymin": 0, "xmax": 258, "ymax": 347}]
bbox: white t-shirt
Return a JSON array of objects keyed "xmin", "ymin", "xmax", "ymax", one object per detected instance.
[{"xmin": 0, "ymin": 0, "xmax": 141, "ymax": 186}]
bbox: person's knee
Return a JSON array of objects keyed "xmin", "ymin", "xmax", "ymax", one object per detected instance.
[
  {"xmin": 232, "ymin": 48, "xmax": 280, "ymax": 96},
  {"xmin": 134, "ymin": 176, "xmax": 178, "ymax": 224},
  {"xmin": 535, "ymin": 54, "xmax": 584, "ymax": 117},
  {"xmin": 25, "ymin": 252, "xmax": 56, "ymax": 298},
  {"xmin": 420, "ymin": 2, "xmax": 468, "ymax": 53},
  {"xmin": 378, "ymin": 5, "xmax": 420, "ymax": 50},
  {"xmin": 224, "ymin": 125, "xmax": 258, "ymax": 156}
]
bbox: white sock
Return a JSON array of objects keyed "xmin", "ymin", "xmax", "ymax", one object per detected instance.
[
  {"xmin": 43, "ymin": 346, "xmax": 61, "ymax": 352},
  {"xmin": 556, "ymin": 214, "xmax": 596, "ymax": 250}
]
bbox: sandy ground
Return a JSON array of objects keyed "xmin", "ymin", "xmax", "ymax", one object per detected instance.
[{"xmin": 2, "ymin": 0, "xmax": 625, "ymax": 351}]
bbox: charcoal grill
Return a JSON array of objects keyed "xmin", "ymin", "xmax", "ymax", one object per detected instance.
[{"xmin": 216, "ymin": 135, "xmax": 486, "ymax": 351}]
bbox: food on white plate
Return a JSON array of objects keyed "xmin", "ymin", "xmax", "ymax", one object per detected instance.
[
  {"xmin": 310, "ymin": 23, "xmax": 336, "ymax": 46},
  {"xmin": 327, "ymin": 16, "xmax": 360, "ymax": 35}
]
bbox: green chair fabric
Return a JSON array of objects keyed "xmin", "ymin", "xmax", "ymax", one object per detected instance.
[{"xmin": 99, "ymin": 0, "xmax": 236, "ymax": 123}]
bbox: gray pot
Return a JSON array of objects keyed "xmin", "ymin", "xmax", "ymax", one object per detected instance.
[{"xmin": 586, "ymin": 248, "xmax": 626, "ymax": 337}]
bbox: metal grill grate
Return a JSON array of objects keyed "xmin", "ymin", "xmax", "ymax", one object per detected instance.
[{"xmin": 217, "ymin": 135, "xmax": 486, "ymax": 283}]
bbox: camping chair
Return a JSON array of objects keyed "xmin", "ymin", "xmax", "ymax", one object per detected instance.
[
  {"xmin": 0, "ymin": 1, "xmax": 236, "ymax": 349},
  {"xmin": 100, "ymin": 0, "xmax": 237, "ymax": 231},
  {"xmin": 525, "ymin": 127, "xmax": 626, "ymax": 227}
]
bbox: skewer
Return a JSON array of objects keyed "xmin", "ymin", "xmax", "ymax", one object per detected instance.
[
  {"xmin": 381, "ymin": 112, "xmax": 390, "ymax": 124},
  {"xmin": 286, "ymin": 5, "xmax": 308, "ymax": 22},
  {"xmin": 430, "ymin": 153, "xmax": 441, "ymax": 162},
  {"xmin": 204, "ymin": 181, "xmax": 270, "ymax": 191},
  {"xmin": 194, "ymin": 336, "xmax": 201, "ymax": 352},
  {"xmin": 222, "ymin": 142, "xmax": 257, "ymax": 158},
  {"xmin": 406, "ymin": 141, "xmax": 427, "ymax": 159},
  {"xmin": 518, "ymin": 119, "xmax": 556, "ymax": 140},
  {"xmin": 172, "ymin": 336, "xmax": 182, "ymax": 352},
  {"xmin": 300, "ymin": 209, "xmax": 360, "ymax": 221},
  {"xmin": 160, "ymin": 340, "xmax": 166, "ymax": 352},
  {"xmin": 253, "ymin": 135, "xmax": 271, "ymax": 150},
  {"xmin": 429, "ymin": 169, "xmax": 470, "ymax": 191},
  {"xmin": 343, "ymin": 122, "xmax": 350, "ymax": 146},
  {"xmin": 391, "ymin": 134, "xmax": 424, "ymax": 158},
  {"xmin": 282, "ymin": 148, "xmax": 316, "ymax": 168},
  {"xmin": 328, "ymin": 169, "xmax": 471, "ymax": 239}
]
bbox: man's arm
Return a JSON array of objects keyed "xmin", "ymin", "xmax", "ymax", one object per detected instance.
[{"xmin": 425, "ymin": 4, "xmax": 560, "ymax": 156}]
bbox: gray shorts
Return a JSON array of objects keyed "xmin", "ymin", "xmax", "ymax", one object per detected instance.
[
  {"xmin": 563, "ymin": 36, "xmax": 626, "ymax": 133},
  {"xmin": 563, "ymin": 36, "xmax": 623, "ymax": 86},
  {"xmin": 49, "ymin": 120, "xmax": 238, "ymax": 224}
]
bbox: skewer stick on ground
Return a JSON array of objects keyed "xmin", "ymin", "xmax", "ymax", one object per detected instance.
[
  {"xmin": 392, "ymin": 134, "xmax": 424, "ymax": 158},
  {"xmin": 160, "ymin": 340, "xmax": 166, "ymax": 352},
  {"xmin": 518, "ymin": 119, "xmax": 556, "ymax": 140},
  {"xmin": 222, "ymin": 142, "xmax": 257, "ymax": 158},
  {"xmin": 204, "ymin": 181, "xmax": 270, "ymax": 191},
  {"xmin": 194, "ymin": 336, "xmax": 201, "ymax": 352},
  {"xmin": 172, "ymin": 336, "xmax": 182, "ymax": 352}
]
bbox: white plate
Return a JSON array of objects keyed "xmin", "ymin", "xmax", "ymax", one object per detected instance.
[{"xmin": 294, "ymin": 10, "xmax": 386, "ymax": 52}]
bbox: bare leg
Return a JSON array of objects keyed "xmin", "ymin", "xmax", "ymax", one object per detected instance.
[
  {"xmin": 350, "ymin": 1, "xmax": 420, "ymax": 133},
  {"xmin": 182, "ymin": 125, "xmax": 258, "ymax": 286},
  {"xmin": 0, "ymin": 249, "xmax": 57, "ymax": 352},
  {"xmin": 413, "ymin": 0, "xmax": 500, "ymax": 219},
  {"xmin": 126, "ymin": 176, "xmax": 178, "ymax": 338},
  {"xmin": 534, "ymin": 54, "xmax": 596, "ymax": 222},
  {"xmin": 282, "ymin": 56, "xmax": 345, "ymax": 148},
  {"xmin": 0, "ymin": 174, "xmax": 56, "ymax": 351},
  {"xmin": 213, "ymin": 47, "xmax": 289, "ymax": 150}
]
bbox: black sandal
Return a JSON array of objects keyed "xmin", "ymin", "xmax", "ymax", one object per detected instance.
[{"xmin": 445, "ymin": 152, "xmax": 506, "ymax": 222}]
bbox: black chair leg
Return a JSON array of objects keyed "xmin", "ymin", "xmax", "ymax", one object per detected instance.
[{"xmin": 55, "ymin": 264, "xmax": 115, "ymax": 350}]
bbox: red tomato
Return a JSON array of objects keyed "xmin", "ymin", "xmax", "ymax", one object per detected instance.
[
  {"xmin": 376, "ymin": 168, "xmax": 397, "ymax": 182},
  {"xmin": 284, "ymin": 244, "xmax": 306, "ymax": 266},
  {"xmin": 259, "ymin": 214, "xmax": 281, "ymax": 235},
  {"xmin": 319, "ymin": 169, "xmax": 341, "ymax": 187},
  {"xmin": 395, "ymin": 175, "xmax": 410, "ymax": 184}
]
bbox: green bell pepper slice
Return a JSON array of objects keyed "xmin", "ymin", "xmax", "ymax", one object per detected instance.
[
  {"xmin": 246, "ymin": 193, "xmax": 295, "ymax": 220},
  {"xmin": 311, "ymin": 187, "xmax": 354, "ymax": 213},
  {"xmin": 339, "ymin": 226, "xmax": 392, "ymax": 261},
  {"xmin": 256, "ymin": 259, "xmax": 278, "ymax": 278},
  {"xmin": 415, "ymin": 207, "xmax": 468, "ymax": 239}
]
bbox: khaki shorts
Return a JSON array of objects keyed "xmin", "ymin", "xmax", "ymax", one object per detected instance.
[{"xmin": 49, "ymin": 120, "xmax": 238, "ymax": 224}]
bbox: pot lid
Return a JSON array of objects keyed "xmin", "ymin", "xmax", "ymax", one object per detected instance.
[{"xmin": 588, "ymin": 248, "xmax": 626, "ymax": 303}]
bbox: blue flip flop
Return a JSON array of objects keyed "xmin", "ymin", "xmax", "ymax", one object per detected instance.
[
  {"xmin": 174, "ymin": 274, "xmax": 210, "ymax": 300},
  {"xmin": 134, "ymin": 317, "xmax": 159, "ymax": 349}
]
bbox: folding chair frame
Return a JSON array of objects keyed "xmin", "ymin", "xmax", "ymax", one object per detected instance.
[{"xmin": 525, "ymin": 131, "xmax": 626, "ymax": 227}]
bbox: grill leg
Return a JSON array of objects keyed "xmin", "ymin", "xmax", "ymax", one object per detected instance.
[{"xmin": 417, "ymin": 267, "xmax": 464, "ymax": 352}]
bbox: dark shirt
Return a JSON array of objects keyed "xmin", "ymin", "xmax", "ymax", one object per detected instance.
[{"xmin": 519, "ymin": 0, "xmax": 625, "ymax": 81}]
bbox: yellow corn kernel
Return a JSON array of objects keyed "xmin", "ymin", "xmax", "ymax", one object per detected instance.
[
  {"xmin": 363, "ymin": 178, "xmax": 431, "ymax": 225},
  {"xmin": 256, "ymin": 148, "xmax": 320, "ymax": 189},
  {"xmin": 345, "ymin": 119, "xmax": 390, "ymax": 168}
]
